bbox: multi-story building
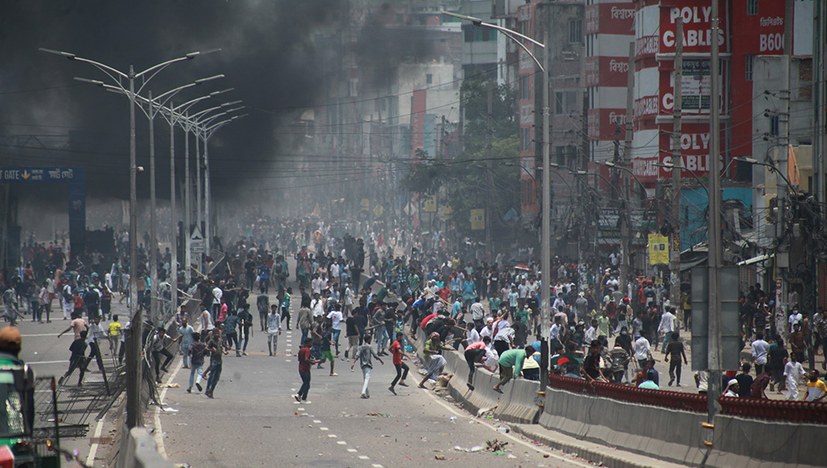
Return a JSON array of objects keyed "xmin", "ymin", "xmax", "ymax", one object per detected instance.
[{"xmin": 516, "ymin": 1, "xmax": 586, "ymax": 247}]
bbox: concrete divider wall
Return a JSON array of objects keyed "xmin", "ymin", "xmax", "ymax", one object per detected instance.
[
  {"xmin": 708, "ymin": 414, "xmax": 827, "ymax": 468},
  {"xmin": 118, "ymin": 426, "xmax": 174, "ymax": 468},
  {"xmin": 539, "ymin": 386, "xmax": 707, "ymax": 466},
  {"xmin": 493, "ymin": 377, "xmax": 541, "ymax": 424}
]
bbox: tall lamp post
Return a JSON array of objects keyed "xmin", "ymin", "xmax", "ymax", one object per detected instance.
[
  {"xmin": 160, "ymin": 89, "xmax": 233, "ymax": 317},
  {"xmin": 40, "ymin": 47, "xmax": 217, "ymax": 429},
  {"xmin": 442, "ymin": 9, "xmax": 551, "ymax": 388},
  {"xmin": 199, "ymin": 113, "xmax": 247, "ymax": 254},
  {"xmin": 94, "ymin": 76, "xmax": 224, "ymax": 324}
]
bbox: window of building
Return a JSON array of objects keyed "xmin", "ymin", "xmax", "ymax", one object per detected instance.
[
  {"xmin": 747, "ymin": 0, "xmax": 759, "ymax": 16},
  {"xmin": 769, "ymin": 115, "xmax": 779, "ymax": 137},
  {"xmin": 555, "ymin": 91, "xmax": 579, "ymax": 114},
  {"xmin": 568, "ymin": 18, "xmax": 582, "ymax": 44},
  {"xmin": 426, "ymin": 73, "xmax": 433, "ymax": 85},
  {"xmin": 555, "ymin": 146, "xmax": 566, "ymax": 166},
  {"xmin": 744, "ymin": 54, "xmax": 754, "ymax": 81},
  {"xmin": 520, "ymin": 76, "xmax": 530, "ymax": 100},
  {"xmin": 520, "ymin": 127, "xmax": 531, "ymax": 151},
  {"xmin": 464, "ymin": 25, "xmax": 495, "ymax": 42}
]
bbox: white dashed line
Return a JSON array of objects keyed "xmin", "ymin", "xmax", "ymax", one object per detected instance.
[
  {"xmin": 347, "ymin": 448, "xmax": 357, "ymax": 453},
  {"xmin": 358, "ymin": 455, "xmax": 370, "ymax": 460},
  {"xmin": 327, "ymin": 434, "xmax": 338, "ymax": 438},
  {"xmin": 319, "ymin": 427, "xmax": 328, "ymax": 431},
  {"xmin": 313, "ymin": 420, "xmax": 322, "ymax": 423},
  {"xmin": 291, "ymin": 388, "xmax": 297, "ymax": 392},
  {"xmin": 285, "ymin": 359, "xmax": 292, "ymax": 362},
  {"xmin": 337, "ymin": 441, "xmax": 347, "ymax": 445},
  {"xmin": 372, "ymin": 464, "xmax": 384, "ymax": 468},
  {"xmin": 297, "ymin": 407, "xmax": 305, "ymax": 411}
]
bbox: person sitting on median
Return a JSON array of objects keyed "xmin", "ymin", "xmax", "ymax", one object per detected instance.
[
  {"xmin": 493, "ymin": 345, "xmax": 535, "ymax": 394},
  {"xmin": 638, "ymin": 369, "xmax": 660, "ymax": 390}
]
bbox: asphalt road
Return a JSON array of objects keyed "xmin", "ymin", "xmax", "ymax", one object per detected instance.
[
  {"xmin": 155, "ymin": 324, "xmax": 587, "ymax": 467},
  {"xmin": 15, "ymin": 299, "xmax": 130, "ymax": 465}
]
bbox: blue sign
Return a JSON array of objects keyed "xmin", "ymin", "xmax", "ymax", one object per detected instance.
[
  {"xmin": 0, "ymin": 167, "xmax": 86, "ymax": 260},
  {"xmin": 0, "ymin": 167, "xmax": 79, "ymax": 183}
]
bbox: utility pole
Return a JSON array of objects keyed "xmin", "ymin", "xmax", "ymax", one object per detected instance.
[
  {"xmin": 706, "ymin": 0, "xmax": 723, "ymax": 428},
  {"xmin": 670, "ymin": 20, "xmax": 684, "ymax": 325},
  {"xmin": 486, "ymin": 82, "xmax": 494, "ymax": 260},
  {"xmin": 540, "ymin": 3, "xmax": 552, "ymax": 391},
  {"xmin": 814, "ymin": 0, "xmax": 826, "ymax": 341},
  {"xmin": 126, "ymin": 65, "xmax": 142, "ymax": 429},
  {"xmin": 183, "ymin": 112, "xmax": 191, "ymax": 285},
  {"xmin": 620, "ymin": 42, "xmax": 635, "ymax": 298},
  {"xmin": 148, "ymin": 90, "xmax": 159, "ymax": 325},
  {"xmin": 168, "ymin": 100, "xmax": 178, "ymax": 323}
]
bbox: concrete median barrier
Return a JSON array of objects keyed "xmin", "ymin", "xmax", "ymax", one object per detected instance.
[
  {"xmin": 493, "ymin": 377, "xmax": 542, "ymax": 424},
  {"xmin": 119, "ymin": 426, "xmax": 174, "ymax": 468},
  {"xmin": 708, "ymin": 414, "xmax": 827, "ymax": 468},
  {"xmin": 539, "ymin": 386, "xmax": 707, "ymax": 466}
]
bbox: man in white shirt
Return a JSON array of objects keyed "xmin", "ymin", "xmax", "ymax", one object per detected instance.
[
  {"xmin": 327, "ymin": 306, "xmax": 344, "ymax": 356},
  {"xmin": 465, "ymin": 322, "xmax": 480, "ymax": 346},
  {"xmin": 657, "ymin": 307, "xmax": 677, "ymax": 353},
  {"xmin": 751, "ymin": 332, "xmax": 770, "ymax": 375},
  {"xmin": 469, "ymin": 298, "xmax": 485, "ymax": 329},
  {"xmin": 311, "ymin": 293, "xmax": 326, "ymax": 318},
  {"xmin": 267, "ymin": 304, "xmax": 282, "ymax": 356},
  {"xmin": 634, "ymin": 335, "xmax": 651, "ymax": 369},
  {"xmin": 789, "ymin": 308, "xmax": 803, "ymax": 334},
  {"xmin": 584, "ymin": 319, "xmax": 598, "ymax": 345},
  {"xmin": 211, "ymin": 284, "xmax": 223, "ymax": 322}
]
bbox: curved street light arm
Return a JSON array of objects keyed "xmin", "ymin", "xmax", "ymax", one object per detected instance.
[{"xmin": 440, "ymin": 11, "xmax": 545, "ymax": 49}]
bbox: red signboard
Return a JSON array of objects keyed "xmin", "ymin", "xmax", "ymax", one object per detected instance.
[
  {"xmin": 659, "ymin": 1, "xmax": 727, "ymax": 54},
  {"xmin": 588, "ymin": 108, "xmax": 626, "ymax": 142},
  {"xmin": 634, "ymin": 95, "xmax": 659, "ymax": 120},
  {"xmin": 657, "ymin": 123, "xmax": 716, "ymax": 178},
  {"xmin": 585, "ymin": 3, "xmax": 635, "ymax": 36},
  {"xmin": 585, "ymin": 56, "xmax": 630, "ymax": 88},
  {"xmin": 632, "ymin": 156, "xmax": 660, "ymax": 185}
]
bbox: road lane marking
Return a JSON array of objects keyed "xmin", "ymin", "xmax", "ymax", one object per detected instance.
[
  {"xmin": 327, "ymin": 434, "xmax": 337, "ymax": 438},
  {"xmin": 154, "ymin": 358, "xmax": 184, "ymax": 458},
  {"xmin": 347, "ymin": 448, "xmax": 357, "ymax": 453},
  {"xmin": 372, "ymin": 464, "xmax": 384, "ymax": 468},
  {"xmin": 85, "ymin": 414, "xmax": 105, "ymax": 466},
  {"xmin": 313, "ymin": 420, "xmax": 322, "ymax": 423},
  {"xmin": 28, "ymin": 360, "xmax": 66, "ymax": 365},
  {"xmin": 319, "ymin": 427, "xmax": 328, "ymax": 431},
  {"xmin": 22, "ymin": 333, "xmax": 60, "ymax": 337},
  {"xmin": 337, "ymin": 441, "xmax": 347, "ymax": 445},
  {"xmin": 358, "ymin": 455, "xmax": 370, "ymax": 460}
]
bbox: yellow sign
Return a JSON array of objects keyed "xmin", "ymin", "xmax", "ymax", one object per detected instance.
[
  {"xmin": 423, "ymin": 196, "xmax": 437, "ymax": 213},
  {"xmin": 373, "ymin": 205, "xmax": 384, "ymax": 217},
  {"xmin": 470, "ymin": 208, "xmax": 485, "ymax": 231},
  {"xmin": 438, "ymin": 205, "xmax": 453, "ymax": 220},
  {"xmin": 360, "ymin": 198, "xmax": 370, "ymax": 211},
  {"xmin": 648, "ymin": 234, "xmax": 669, "ymax": 265}
]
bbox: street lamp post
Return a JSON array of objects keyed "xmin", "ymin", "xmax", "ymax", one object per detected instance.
[
  {"xmin": 199, "ymin": 113, "xmax": 247, "ymax": 254},
  {"xmin": 40, "ymin": 47, "xmax": 218, "ymax": 429},
  {"xmin": 442, "ymin": 9, "xmax": 551, "ymax": 388}
]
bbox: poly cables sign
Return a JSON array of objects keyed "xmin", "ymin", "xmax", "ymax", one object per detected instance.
[{"xmin": 660, "ymin": 1, "xmax": 727, "ymax": 54}]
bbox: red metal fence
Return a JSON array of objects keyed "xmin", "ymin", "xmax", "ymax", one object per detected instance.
[{"xmin": 548, "ymin": 374, "xmax": 827, "ymax": 424}]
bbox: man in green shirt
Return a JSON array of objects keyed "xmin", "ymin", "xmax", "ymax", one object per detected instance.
[{"xmin": 493, "ymin": 345, "xmax": 535, "ymax": 393}]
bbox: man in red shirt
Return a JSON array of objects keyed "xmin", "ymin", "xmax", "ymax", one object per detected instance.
[
  {"xmin": 388, "ymin": 333, "xmax": 409, "ymax": 394},
  {"xmin": 295, "ymin": 338, "xmax": 318, "ymax": 403}
]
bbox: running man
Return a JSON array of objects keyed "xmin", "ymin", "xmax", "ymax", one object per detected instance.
[
  {"xmin": 296, "ymin": 338, "xmax": 319, "ymax": 403},
  {"xmin": 352, "ymin": 335, "xmax": 384, "ymax": 399},
  {"xmin": 388, "ymin": 332, "xmax": 409, "ymax": 394}
]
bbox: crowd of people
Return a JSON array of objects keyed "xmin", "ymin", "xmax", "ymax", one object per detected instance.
[{"xmin": 4, "ymin": 215, "xmax": 827, "ymax": 405}]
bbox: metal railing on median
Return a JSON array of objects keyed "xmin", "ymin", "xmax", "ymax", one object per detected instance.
[{"xmin": 547, "ymin": 373, "xmax": 827, "ymax": 424}]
